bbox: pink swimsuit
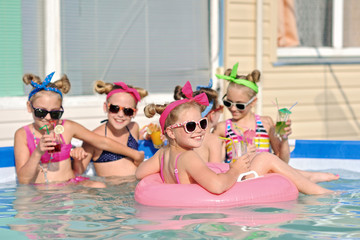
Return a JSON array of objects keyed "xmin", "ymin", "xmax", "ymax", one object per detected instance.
[
  {"xmin": 24, "ymin": 120, "xmax": 72, "ymax": 164},
  {"xmin": 160, "ymin": 153, "xmax": 181, "ymax": 184}
]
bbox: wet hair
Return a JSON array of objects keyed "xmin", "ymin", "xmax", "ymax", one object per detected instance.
[
  {"xmin": 144, "ymin": 101, "xmax": 202, "ymax": 134},
  {"xmin": 224, "ymin": 69, "xmax": 261, "ymax": 98},
  {"xmin": 23, "ymin": 73, "xmax": 71, "ymax": 103},
  {"xmin": 94, "ymin": 80, "xmax": 148, "ymax": 101}
]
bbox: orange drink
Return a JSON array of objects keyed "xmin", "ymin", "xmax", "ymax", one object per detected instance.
[{"xmin": 147, "ymin": 123, "xmax": 164, "ymax": 149}]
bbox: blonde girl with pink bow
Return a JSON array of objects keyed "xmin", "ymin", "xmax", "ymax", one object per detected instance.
[{"xmin": 136, "ymin": 82, "xmax": 333, "ymax": 195}]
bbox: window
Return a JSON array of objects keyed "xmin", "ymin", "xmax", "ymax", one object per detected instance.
[
  {"xmin": 277, "ymin": 0, "xmax": 360, "ymax": 58},
  {"xmin": 61, "ymin": 0, "xmax": 211, "ymax": 95}
]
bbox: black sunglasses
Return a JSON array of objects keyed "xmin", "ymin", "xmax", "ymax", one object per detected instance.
[
  {"xmin": 108, "ymin": 104, "xmax": 136, "ymax": 117},
  {"xmin": 167, "ymin": 118, "xmax": 208, "ymax": 134},
  {"xmin": 222, "ymin": 95, "xmax": 256, "ymax": 111},
  {"xmin": 31, "ymin": 104, "xmax": 64, "ymax": 120}
]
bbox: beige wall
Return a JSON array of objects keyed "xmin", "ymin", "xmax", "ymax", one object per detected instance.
[{"xmin": 222, "ymin": 0, "xmax": 360, "ymax": 140}]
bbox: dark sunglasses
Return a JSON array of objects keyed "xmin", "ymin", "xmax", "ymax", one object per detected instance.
[
  {"xmin": 222, "ymin": 95, "xmax": 256, "ymax": 111},
  {"xmin": 108, "ymin": 104, "xmax": 136, "ymax": 117},
  {"xmin": 167, "ymin": 118, "xmax": 208, "ymax": 134},
  {"xmin": 31, "ymin": 104, "xmax": 64, "ymax": 120}
]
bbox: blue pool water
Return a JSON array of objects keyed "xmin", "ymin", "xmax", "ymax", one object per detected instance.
[{"xmin": 0, "ymin": 169, "xmax": 359, "ymax": 240}]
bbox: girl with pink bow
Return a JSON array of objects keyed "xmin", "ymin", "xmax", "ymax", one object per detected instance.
[
  {"xmin": 136, "ymin": 82, "xmax": 333, "ymax": 195},
  {"xmin": 71, "ymin": 81, "xmax": 148, "ymax": 179}
]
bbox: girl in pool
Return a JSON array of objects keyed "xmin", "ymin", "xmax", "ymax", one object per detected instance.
[
  {"xmin": 135, "ymin": 81, "xmax": 333, "ymax": 195},
  {"xmin": 14, "ymin": 72, "xmax": 144, "ymax": 186},
  {"xmin": 71, "ymin": 81, "xmax": 148, "ymax": 177},
  {"xmin": 173, "ymin": 79, "xmax": 226, "ymax": 163},
  {"xmin": 213, "ymin": 63, "xmax": 339, "ymax": 183}
]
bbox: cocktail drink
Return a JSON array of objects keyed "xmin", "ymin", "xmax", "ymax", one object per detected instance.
[
  {"xmin": 48, "ymin": 125, "xmax": 64, "ymax": 153},
  {"xmin": 48, "ymin": 133, "xmax": 62, "ymax": 153},
  {"xmin": 147, "ymin": 123, "xmax": 164, "ymax": 149},
  {"xmin": 275, "ymin": 108, "xmax": 291, "ymax": 138},
  {"xmin": 232, "ymin": 140, "xmax": 247, "ymax": 162}
]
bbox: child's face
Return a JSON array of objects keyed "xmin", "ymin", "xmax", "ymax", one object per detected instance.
[
  {"xmin": 225, "ymin": 87, "xmax": 255, "ymax": 119},
  {"xmin": 170, "ymin": 106, "xmax": 206, "ymax": 149},
  {"xmin": 104, "ymin": 92, "xmax": 137, "ymax": 131},
  {"xmin": 28, "ymin": 92, "xmax": 63, "ymax": 130}
]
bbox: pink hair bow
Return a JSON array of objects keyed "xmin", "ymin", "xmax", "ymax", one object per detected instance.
[
  {"xmin": 159, "ymin": 81, "xmax": 209, "ymax": 133},
  {"xmin": 106, "ymin": 82, "xmax": 141, "ymax": 103}
]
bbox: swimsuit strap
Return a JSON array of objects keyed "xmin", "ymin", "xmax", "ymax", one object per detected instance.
[
  {"xmin": 160, "ymin": 153, "xmax": 182, "ymax": 184},
  {"xmin": 174, "ymin": 153, "xmax": 181, "ymax": 184},
  {"xmin": 160, "ymin": 154, "xmax": 165, "ymax": 183}
]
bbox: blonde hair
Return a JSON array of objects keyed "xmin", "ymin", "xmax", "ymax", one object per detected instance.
[
  {"xmin": 144, "ymin": 101, "xmax": 202, "ymax": 134},
  {"xmin": 94, "ymin": 80, "xmax": 148, "ymax": 100},
  {"xmin": 224, "ymin": 69, "xmax": 261, "ymax": 98},
  {"xmin": 23, "ymin": 73, "xmax": 71, "ymax": 103}
]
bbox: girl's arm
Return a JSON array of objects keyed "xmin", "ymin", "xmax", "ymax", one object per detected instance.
[
  {"xmin": 207, "ymin": 134, "xmax": 225, "ymax": 163},
  {"xmin": 67, "ymin": 120, "xmax": 144, "ymax": 164},
  {"xmin": 135, "ymin": 148, "xmax": 164, "ymax": 180},
  {"xmin": 182, "ymin": 151, "xmax": 250, "ymax": 194},
  {"xmin": 14, "ymin": 127, "xmax": 55, "ymax": 184}
]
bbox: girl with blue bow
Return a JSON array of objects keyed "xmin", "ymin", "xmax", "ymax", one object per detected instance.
[{"xmin": 14, "ymin": 72, "xmax": 144, "ymax": 186}]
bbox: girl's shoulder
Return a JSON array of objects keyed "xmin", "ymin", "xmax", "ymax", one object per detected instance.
[
  {"xmin": 128, "ymin": 121, "xmax": 139, "ymax": 130},
  {"xmin": 14, "ymin": 125, "xmax": 28, "ymax": 138},
  {"xmin": 212, "ymin": 120, "xmax": 226, "ymax": 136},
  {"xmin": 259, "ymin": 115, "xmax": 274, "ymax": 129}
]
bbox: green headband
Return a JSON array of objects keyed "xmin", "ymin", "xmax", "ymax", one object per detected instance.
[{"xmin": 215, "ymin": 62, "xmax": 259, "ymax": 93}]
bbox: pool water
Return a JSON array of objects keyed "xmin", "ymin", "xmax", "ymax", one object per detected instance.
[{"xmin": 0, "ymin": 170, "xmax": 359, "ymax": 240}]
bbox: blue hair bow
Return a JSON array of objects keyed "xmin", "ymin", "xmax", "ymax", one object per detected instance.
[
  {"xmin": 28, "ymin": 72, "xmax": 63, "ymax": 100},
  {"xmin": 196, "ymin": 79, "xmax": 213, "ymax": 91},
  {"xmin": 197, "ymin": 79, "xmax": 214, "ymax": 117}
]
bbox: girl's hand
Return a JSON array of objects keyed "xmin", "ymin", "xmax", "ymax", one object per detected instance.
[
  {"xmin": 36, "ymin": 134, "xmax": 56, "ymax": 154},
  {"xmin": 70, "ymin": 147, "xmax": 88, "ymax": 161},
  {"xmin": 246, "ymin": 143, "xmax": 257, "ymax": 155},
  {"xmin": 230, "ymin": 153, "xmax": 251, "ymax": 173},
  {"xmin": 282, "ymin": 119, "xmax": 292, "ymax": 140}
]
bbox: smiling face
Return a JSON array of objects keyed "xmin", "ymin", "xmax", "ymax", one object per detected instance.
[
  {"xmin": 166, "ymin": 104, "xmax": 206, "ymax": 150},
  {"xmin": 27, "ymin": 91, "xmax": 63, "ymax": 132},
  {"xmin": 225, "ymin": 85, "xmax": 257, "ymax": 120},
  {"xmin": 104, "ymin": 92, "xmax": 137, "ymax": 131}
]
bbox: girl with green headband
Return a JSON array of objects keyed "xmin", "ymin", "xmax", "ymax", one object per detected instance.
[{"xmin": 214, "ymin": 64, "xmax": 339, "ymax": 183}]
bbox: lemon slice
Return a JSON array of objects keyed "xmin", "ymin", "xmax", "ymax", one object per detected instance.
[{"xmin": 54, "ymin": 125, "xmax": 65, "ymax": 134}]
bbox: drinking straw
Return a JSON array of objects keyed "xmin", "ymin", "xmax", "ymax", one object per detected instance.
[
  {"xmin": 284, "ymin": 101, "xmax": 298, "ymax": 122},
  {"xmin": 288, "ymin": 101, "xmax": 298, "ymax": 111},
  {"xmin": 40, "ymin": 125, "xmax": 49, "ymax": 135}
]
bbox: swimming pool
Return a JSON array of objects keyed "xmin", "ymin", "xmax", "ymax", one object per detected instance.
[{"xmin": 1, "ymin": 140, "xmax": 360, "ymax": 239}]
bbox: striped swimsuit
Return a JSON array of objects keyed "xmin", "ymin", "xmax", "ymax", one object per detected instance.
[{"xmin": 224, "ymin": 115, "xmax": 271, "ymax": 163}]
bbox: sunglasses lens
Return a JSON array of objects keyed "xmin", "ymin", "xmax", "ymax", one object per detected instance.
[
  {"xmin": 50, "ymin": 111, "xmax": 64, "ymax": 120},
  {"xmin": 34, "ymin": 109, "xmax": 48, "ymax": 118},
  {"xmin": 123, "ymin": 108, "xmax": 134, "ymax": 117},
  {"xmin": 236, "ymin": 104, "xmax": 245, "ymax": 111},
  {"xmin": 109, "ymin": 104, "xmax": 120, "ymax": 113},
  {"xmin": 199, "ymin": 119, "xmax": 208, "ymax": 130},
  {"xmin": 223, "ymin": 100, "xmax": 230, "ymax": 108},
  {"xmin": 185, "ymin": 122, "xmax": 197, "ymax": 133}
]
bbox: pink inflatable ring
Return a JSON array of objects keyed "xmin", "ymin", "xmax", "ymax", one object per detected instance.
[{"xmin": 135, "ymin": 163, "xmax": 299, "ymax": 208}]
